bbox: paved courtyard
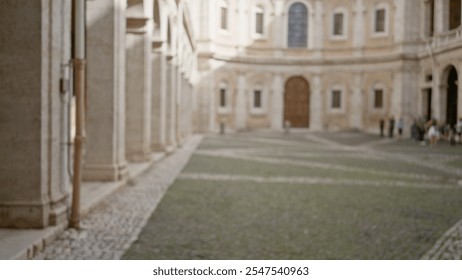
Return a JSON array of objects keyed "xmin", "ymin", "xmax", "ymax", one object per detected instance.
[{"xmin": 36, "ymin": 131, "xmax": 462, "ymax": 259}]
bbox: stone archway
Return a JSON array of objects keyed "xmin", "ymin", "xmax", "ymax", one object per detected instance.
[{"xmin": 284, "ymin": 76, "xmax": 310, "ymax": 128}]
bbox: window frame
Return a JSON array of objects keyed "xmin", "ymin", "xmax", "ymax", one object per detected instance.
[
  {"xmin": 250, "ymin": 84, "xmax": 266, "ymax": 115},
  {"xmin": 217, "ymin": 82, "xmax": 231, "ymax": 114},
  {"xmin": 254, "ymin": 5, "xmax": 265, "ymax": 36},
  {"xmin": 371, "ymin": 84, "xmax": 386, "ymax": 112},
  {"xmin": 372, "ymin": 3, "xmax": 389, "ymax": 37},
  {"xmin": 328, "ymin": 85, "xmax": 346, "ymax": 113},
  {"xmin": 218, "ymin": 0, "xmax": 230, "ymax": 35},
  {"xmin": 287, "ymin": 2, "xmax": 309, "ymax": 48},
  {"xmin": 331, "ymin": 7, "xmax": 348, "ymax": 40}
]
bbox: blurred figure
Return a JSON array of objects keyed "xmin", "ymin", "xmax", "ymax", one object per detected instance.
[
  {"xmin": 388, "ymin": 116, "xmax": 395, "ymax": 138},
  {"xmin": 457, "ymin": 118, "xmax": 462, "ymax": 144},
  {"xmin": 426, "ymin": 119, "xmax": 439, "ymax": 147},
  {"xmin": 397, "ymin": 117, "xmax": 404, "ymax": 139},
  {"xmin": 379, "ymin": 119, "xmax": 385, "ymax": 137}
]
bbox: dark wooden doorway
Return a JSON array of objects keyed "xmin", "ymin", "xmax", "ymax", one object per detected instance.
[{"xmin": 284, "ymin": 76, "xmax": 310, "ymax": 128}]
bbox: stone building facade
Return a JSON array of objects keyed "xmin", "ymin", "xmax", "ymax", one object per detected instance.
[
  {"xmin": 191, "ymin": 0, "xmax": 462, "ymax": 134},
  {"xmin": 0, "ymin": 0, "xmax": 461, "ymax": 229}
]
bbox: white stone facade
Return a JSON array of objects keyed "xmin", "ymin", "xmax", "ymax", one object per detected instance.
[{"xmin": 192, "ymin": 0, "xmax": 462, "ymax": 134}]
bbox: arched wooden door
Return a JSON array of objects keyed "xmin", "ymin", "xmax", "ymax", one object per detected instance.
[{"xmin": 284, "ymin": 76, "xmax": 310, "ymax": 128}]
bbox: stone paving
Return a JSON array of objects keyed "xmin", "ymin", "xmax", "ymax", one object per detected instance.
[
  {"xmin": 33, "ymin": 135, "xmax": 202, "ymax": 260},
  {"xmin": 124, "ymin": 131, "xmax": 462, "ymax": 259},
  {"xmin": 33, "ymin": 131, "xmax": 462, "ymax": 259}
]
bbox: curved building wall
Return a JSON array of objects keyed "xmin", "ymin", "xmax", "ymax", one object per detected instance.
[{"xmin": 191, "ymin": 0, "xmax": 462, "ymax": 135}]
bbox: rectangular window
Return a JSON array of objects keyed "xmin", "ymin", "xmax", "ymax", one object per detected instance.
[
  {"xmin": 449, "ymin": 0, "xmax": 461, "ymax": 30},
  {"xmin": 256, "ymin": 11, "xmax": 264, "ymax": 34},
  {"xmin": 221, "ymin": 7, "xmax": 228, "ymax": 30},
  {"xmin": 254, "ymin": 90, "xmax": 262, "ymax": 108},
  {"xmin": 331, "ymin": 90, "xmax": 341, "ymax": 109},
  {"xmin": 374, "ymin": 89, "xmax": 383, "ymax": 109},
  {"xmin": 333, "ymin": 13, "xmax": 344, "ymax": 36},
  {"xmin": 375, "ymin": 9, "xmax": 386, "ymax": 33},
  {"xmin": 220, "ymin": 88, "xmax": 226, "ymax": 107}
]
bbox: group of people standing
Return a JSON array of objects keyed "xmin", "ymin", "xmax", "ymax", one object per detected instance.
[
  {"xmin": 379, "ymin": 116, "xmax": 462, "ymax": 147},
  {"xmin": 379, "ymin": 117, "xmax": 404, "ymax": 139}
]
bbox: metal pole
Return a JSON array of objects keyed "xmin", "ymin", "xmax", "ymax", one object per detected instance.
[{"xmin": 70, "ymin": 0, "xmax": 86, "ymax": 229}]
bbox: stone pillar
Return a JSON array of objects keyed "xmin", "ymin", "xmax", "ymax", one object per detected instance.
[
  {"xmin": 433, "ymin": 66, "xmax": 444, "ymax": 121},
  {"xmin": 208, "ymin": 75, "xmax": 216, "ymax": 132},
  {"xmin": 353, "ymin": 0, "xmax": 365, "ymax": 56},
  {"xmin": 165, "ymin": 57, "xmax": 177, "ymax": 148},
  {"xmin": 125, "ymin": 15, "xmax": 152, "ymax": 162},
  {"xmin": 394, "ymin": 0, "xmax": 405, "ymax": 43},
  {"xmin": 273, "ymin": 1, "xmax": 284, "ymax": 55},
  {"xmin": 350, "ymin": 73, "xmax": 363, "ymax": 129},
  {"xmin": 236, "ymin": 72, "xmax": 248, "ymax": 130},
  {"xmin": 238, "ymin": 0, "xmax": 247, "ymax": 53},
  {"xmin": 393, "ymin": 63, "xmax": 420, "ymax": 136},
  {"xmin": 434, "ymin": 0, "xmax": 446, "ymax": 33},
  {"xmin": 84, "ymin": 0, "xmax": 128, "ymax": 181},
  {"xmin": 312, "ymin": 0, "xmax": 324, "ymax": 56},
  {"xmin": 271, "ymin": 73, "xmax": 284, "ymax": 130},
  {"xmin": 311, "ymin": 74, "xmax": 323, "ymax": 130},
  {"xmin": 458, "ymin": 62, "xmax": 462, "ymax": 120},
  {"xmin": 175, "ymin": 69, "xmax": 182, "ymax": 144},
  {"xmin": 151, "ymin": 46, "xmax": 167, "ymax": 151},
  {"xmin": 0, "ymin": 0, "xmax": 71, "ymax": 228},
  {"xmin": 392, "ymin": 71, "xmax": 403, "ymax": 118}
]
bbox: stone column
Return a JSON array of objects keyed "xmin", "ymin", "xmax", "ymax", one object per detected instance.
[
  {"xmin": 392, "ymin": 71, "xmax": 403, "ymax": 118},
  {"xmin": 458, "ymin": 62, "xmax": 462, "ymax": 120},
  {"xmin": 236, "ymin": 72, "xmax": 248, "ymax": 130},
  {"xmin": 353, "ymin": 0, "xmax": 365, "ymax": 56},
  {"xmin": 271, "ymin": 73, "xmax": 284, "ymax": 130},
  {"xmin": 350, "ymin": 73, "xmax": 363, "ymax": 129},
  {"xmin": 434, "ymin": 0, "xmax": 446, "ymax": 33},
  {"xmin": 165, "ymin": 56, "xmax": 177, "ymax": 148},
  {"xmin": 394, "ymin": 0, "xmax": 405, "ymax": 43},
  {"xmin": 311, "ymin": 74, "xmax": 323, "ymax": 130},
  {"xmin": 433, "ymin": 66, "xmax": 444, "ymax": 121},
  {"xmin": 151, "ymin": 45, "xmax": 167, "ymax": 151},
  {"xmin": 125, "ymin": 16, "xmax": 152, "ymax": 162},
  {"xmin": 0, "ymin": 0, "xmax": 71, "ymax": 228},
  {"xmin": 84, "ymin": 0, "xmax": 128, "ymax": 181},
  {"xmin": 312, "ymin": 0, "xmax": 324, "ymax": 56},
  {"xmin": 273, "ymin": 1, "xmax": 284, "ymax": 54},
  {"xmin": 393, "ymin": 63, "xmax": 420, "ymax": 136},
  {"xmin": 175, "ymin": 69, "xmax": 182, "ymax": 145}
]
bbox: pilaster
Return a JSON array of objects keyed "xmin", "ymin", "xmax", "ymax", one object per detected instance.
[
  {"xmin": 125, "ymin": 15, "xmax": 153, "ymax": 162},
  {"xmin": 84, "ymin": 0, "xmax": 128, "ymax": 181},
  {"xmin": 271, "ymin": 73, "xmax": 284, "ymax": 130}
]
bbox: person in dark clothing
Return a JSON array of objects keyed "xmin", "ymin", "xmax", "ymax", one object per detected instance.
[
  {"xmin": 379, "ymin": 119, "xmax": 385, "ymax": 137},
  {"xmin": 388, "ymin": 116, "xmax": 395, "ymax": 138}
]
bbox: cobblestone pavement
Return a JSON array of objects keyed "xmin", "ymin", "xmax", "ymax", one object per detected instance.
[
  {"xmin": 124, "ymin": 131, "xmax": 462, "ymax": 259},
  {"xmin": 34, "ymin": 131, "xmax": 462, "ymax": 259},
  {"xmin": 33, "ymin": 135, "xmax": 202, "ymax": 260}
]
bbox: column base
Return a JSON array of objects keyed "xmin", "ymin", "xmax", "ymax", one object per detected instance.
[
  {"xmin": 151, "ymin": 143, "xmax": 167, "ymax": 152},
  {"xmin": 82, "ymin": 162, "xmax": 128, "ymax": 182},
  {"xmin": 126, "ymin": 152, "xmax": 152, "ymax": 163},
  {"xmin": 0, "ymin": 203, "xmax": 50, "ymax": 229}
]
